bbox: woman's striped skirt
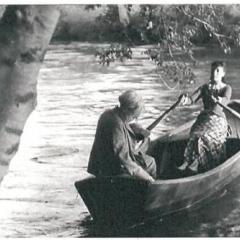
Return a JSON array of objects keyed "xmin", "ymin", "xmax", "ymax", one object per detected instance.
[{"xmin": 183, "ymin": 110, "xmax": 229, "ymax": 173}]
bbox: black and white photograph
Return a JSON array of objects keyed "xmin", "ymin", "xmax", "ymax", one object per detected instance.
[{"xmin": 0, "ymin": 2, "xmax": 240, "ymax": 237}]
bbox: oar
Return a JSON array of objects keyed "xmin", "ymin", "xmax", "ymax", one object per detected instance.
[
  {"xmin": 135, "ymin": 97, "xmax": 182, "ymax": 151},
  {"xmin": 146, "ymin": 97, "xmax": 182, "ymax": 131},
  {"xmin": 216, "ymin": 100, "xmax": 240, "ymax": 120}
]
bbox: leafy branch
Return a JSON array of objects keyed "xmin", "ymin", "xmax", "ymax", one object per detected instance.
[
  {"xmin": 177, "ymin": 5, "xmax": 232, "ymax": 53},
  {"xmin": 95, "ymin": 44, "xmax": 132, "ymax": 66}
]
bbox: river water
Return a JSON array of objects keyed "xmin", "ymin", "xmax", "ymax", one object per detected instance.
[{"xmin": 0, "ymin": 42, "xmax": 240, "ymax": 237}]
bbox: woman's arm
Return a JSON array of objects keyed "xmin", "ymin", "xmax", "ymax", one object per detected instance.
[{"xmin": 218, "ymin": 85, "xmax": 232, "ymax": 105}]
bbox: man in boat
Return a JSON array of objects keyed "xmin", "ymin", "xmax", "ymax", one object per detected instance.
[
  {"xmin": 178, "ymin": 61, "xmax": 232, "ymax": 175},
  {"xmin": 87, "ymin": 90, "xmax": 156, "ymax": 182}
]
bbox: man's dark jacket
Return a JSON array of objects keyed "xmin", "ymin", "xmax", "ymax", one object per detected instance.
[{"xmin": 87, "ymin": 107, "xmax": 154, "ymax": 180}]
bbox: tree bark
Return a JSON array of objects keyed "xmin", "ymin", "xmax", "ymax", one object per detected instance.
[
  {"xmin": 0, "ymin": 5, "xmax": 60, "ymax": 182},
  {"xmin": 118, "ymin": 5, "xmax": 130, "ymax": 27}
]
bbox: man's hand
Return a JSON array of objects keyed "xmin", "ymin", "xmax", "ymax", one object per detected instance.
[{"xmin": 130, "ymin": 123, "xmax": 150, "ymax": 140}]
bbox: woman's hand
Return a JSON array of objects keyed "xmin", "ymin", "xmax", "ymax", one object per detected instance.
[
  {"xmin": 206, "ymin": 87, "xmax": 220, "ymax": 103},
  {"xmin": 147, "ymin": 175, "xmax": 155, "ymax": 183},
  {"xmin": 209, "ymin": 92, "xmax": 220, "ymax": 103},
  {"xmin": 178, "ymin": 93, "xmax": 192, "ymax": 106},
  {"xmin": 210, "ymin": 95, "xmax": 218, "ymax": 103}
]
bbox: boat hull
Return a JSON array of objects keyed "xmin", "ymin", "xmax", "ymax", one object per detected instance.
[
  {"xmin": 145, "ymin": 142, "xmax": 240, "ymax": 218},
  {"xmin": 75, "ymin": 100, "xmax": 240, "ymax": 226}
]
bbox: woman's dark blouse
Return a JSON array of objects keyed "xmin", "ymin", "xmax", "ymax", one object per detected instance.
[{"xmin": 200, "ymin": 83, "xmax": 232, "ymax": 117}]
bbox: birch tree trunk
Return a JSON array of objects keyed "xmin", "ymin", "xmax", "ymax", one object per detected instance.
[{"xmin": 0, "ymin": 5, "xmax": 60, "ymax": 182}]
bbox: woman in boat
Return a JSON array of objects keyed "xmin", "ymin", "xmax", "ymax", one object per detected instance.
[
  {"xmin": 87, "ymin": 90, "xmax": 156, "ymax": 182},
  {"xmin": 178, "ymin": 61, "xmax": 232, "ymax": 175}
]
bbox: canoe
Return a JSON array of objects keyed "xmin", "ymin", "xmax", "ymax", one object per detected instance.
[{"xmin": 74, "ymin": 100, "xmax": 240, "ymax": 227}]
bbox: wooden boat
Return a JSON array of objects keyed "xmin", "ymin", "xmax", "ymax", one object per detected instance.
[{"xmin": 74, "ymin": 100, "xmax": 240, "ymax": 227}]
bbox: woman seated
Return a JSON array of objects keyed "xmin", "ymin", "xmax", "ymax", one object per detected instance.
[{"xmin": 178, "ymin": 61, "xmax": 232, "ymax": 176}]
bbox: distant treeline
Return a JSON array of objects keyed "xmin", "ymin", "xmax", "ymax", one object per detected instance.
[
  {"xmin": 53, "ymin": 18, "xmax": 129, "ymax": 43},
  {"xmin": 53, "ymin": 21, "xmax": 212, "ymax": 46},
  {"xmin": 52, "ymin": 5, "xmax": 216, "ymax": 45},
  {"xmin": 0, "ymin": 5, "xmax": 239, "ymax": 48},
  {"xmin": 52, "ymin": 5, "xmax": 137, "ymax": 43}
]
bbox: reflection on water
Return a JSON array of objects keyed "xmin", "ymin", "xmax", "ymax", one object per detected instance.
[{"xmin": 0, "ymin": 42, "xmax": 240, "ymax": 237}]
